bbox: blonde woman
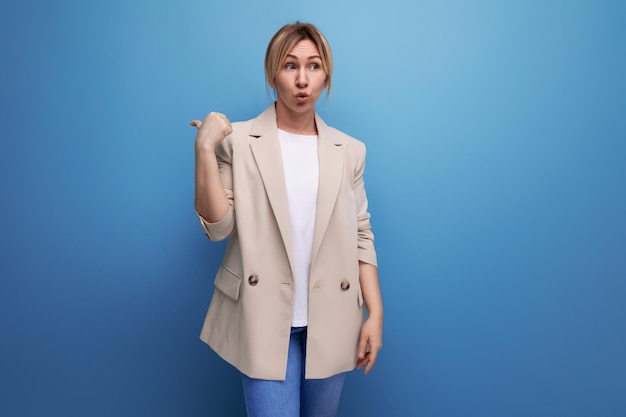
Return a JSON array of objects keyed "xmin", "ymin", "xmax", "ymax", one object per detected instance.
[{"xmin": 190, "ymin": 22, "xmax": 383, "ymax": 417}]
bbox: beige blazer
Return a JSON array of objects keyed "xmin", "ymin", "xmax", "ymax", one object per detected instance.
[{"xmin": 198, "ymin": 103, "xmax": 377, "ymax": 380}]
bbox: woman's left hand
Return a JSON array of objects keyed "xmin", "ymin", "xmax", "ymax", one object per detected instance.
[{"xmin": 356, "ymin": 315, "xmax": 383, "ymax": 375}]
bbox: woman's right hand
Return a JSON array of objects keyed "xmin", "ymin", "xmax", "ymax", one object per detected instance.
[{"xmin": 190, "ymin": 112, "xmax": 233, "ymax": 152}]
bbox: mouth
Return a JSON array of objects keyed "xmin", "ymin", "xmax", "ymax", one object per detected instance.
[{"xmin": 296, "ymin": 93, "xmax": 309, "ymax": 103}]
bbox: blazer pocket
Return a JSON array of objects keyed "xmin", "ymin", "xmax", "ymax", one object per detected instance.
[{"xmin": 214, "ymin": 264, "xmax": 242, "ymax": 301}]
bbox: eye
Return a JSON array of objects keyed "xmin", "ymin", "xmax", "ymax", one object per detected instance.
[
  {"xmin": 284, "ymin": 63, "xmax": 296, "ymax": 70},
  {"xmin": 309, "ymin": 63, "xmax": 321, "ymax": 70}
]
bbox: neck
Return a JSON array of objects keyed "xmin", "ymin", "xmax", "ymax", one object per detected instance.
[{"xmin": 275, "ymin": 101, "xmax": 317, "ymax": 135}]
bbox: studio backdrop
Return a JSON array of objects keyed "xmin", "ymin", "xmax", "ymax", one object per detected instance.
[{"xmin": 1, "ymin": 0, "xmax": 625, "ymax": 416}]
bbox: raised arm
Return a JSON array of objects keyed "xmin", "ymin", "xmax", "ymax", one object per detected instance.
[{"xmin": 190, "ymin": 112, "xmax": 232, "ymax": 223}]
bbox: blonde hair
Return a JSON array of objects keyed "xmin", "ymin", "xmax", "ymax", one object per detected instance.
[{"xmin": 264, "ymin": 22, "xmax": 333, "ymax": 96}]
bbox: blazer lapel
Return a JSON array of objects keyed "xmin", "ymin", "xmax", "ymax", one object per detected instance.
[
  {"xmin": 247, "ymin": 104, "xmax": 345, "ymax": 275},
  {"xmin": 249, "ymin": 105, "xmax": 295, "ymax": 276},
  {"xmin": 311, "ymin": 114, "xmax": 344, "ymax": 265}
]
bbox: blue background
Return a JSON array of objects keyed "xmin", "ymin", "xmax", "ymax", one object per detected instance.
[{"xmin": 1, "ymin": 0, "xmax": 625, "ymax": 416}]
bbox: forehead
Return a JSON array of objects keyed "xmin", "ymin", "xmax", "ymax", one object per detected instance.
[{"xmin": 286, "ymin": 39, "xmax": 321, "ymax": 58}]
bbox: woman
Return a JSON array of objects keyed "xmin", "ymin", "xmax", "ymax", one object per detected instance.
[{"xmin": 190, "ymin": 22, "xmax": 383, "ymax": 417}]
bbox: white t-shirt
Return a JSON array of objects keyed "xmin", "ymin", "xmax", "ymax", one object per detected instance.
[{"xmin": 278, "ymin": 128, "xmax": 319, "ymax": 327}]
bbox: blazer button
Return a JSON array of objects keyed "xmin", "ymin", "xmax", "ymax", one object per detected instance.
[
  {"xmin": 248, "ymin": 274, "xmax": 259, "ymax": 286},
  {"xmin": 340, "ymin": 280, "xmax": 350, "ymax": 291}
]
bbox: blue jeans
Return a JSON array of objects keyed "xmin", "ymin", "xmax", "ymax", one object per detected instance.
[{"xmin": 241, "ymin": 327, "xmax": 346, "ymax": 417}]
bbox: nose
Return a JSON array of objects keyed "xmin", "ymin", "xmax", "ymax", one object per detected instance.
[{"xmin": 296, "ymin": 68, "xmax": 308, "ymax": 87}]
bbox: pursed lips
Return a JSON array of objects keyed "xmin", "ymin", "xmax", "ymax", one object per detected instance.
[{"xmin": 296, "ymin": 92, "xmax": 310, "ymax": 102}]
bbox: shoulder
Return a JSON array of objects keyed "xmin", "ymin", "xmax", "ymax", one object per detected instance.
[
  {"xmin": 323, "ymin": 124, "xmax": 367, "ymax": 159},
  {"xmin": 221, "ymin": 117, "xmax": 256, "ymax": 150},
  {"xmin": 230, "ymin": 118, "xmax": 255, "ymax": 136},
  {"xmin": 316, "ymin": 111, "xmax": 366, "ymax": 149},
  {"xmin": 226, "ymin": 104, "xmax": 276, "ymax": 142}
]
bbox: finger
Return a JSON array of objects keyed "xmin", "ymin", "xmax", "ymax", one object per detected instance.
[
  {"xmin": 357, "ymin": 334, "xmax": 368, "ymax": 360},
  {"xmin": 364, "ymin": 352, "xmax": 377, "ymax": 373},
  {"xmin": 356, "ymin": 351, "xmax": 370, "ymax": 368},
  {"xmin": 364, "ymin": 341, "xmax": 382, "ymax": 374},
  {"xmin": 363, "ymin": 359, "xmax": 376, "ymax": 375},
  {"xmin": 364, "ymin": 361, "xmax": 374, "ymax": 375},
  {"xmin": 190, "ymin": 120, "xmax": 202, "ymax": 128}
]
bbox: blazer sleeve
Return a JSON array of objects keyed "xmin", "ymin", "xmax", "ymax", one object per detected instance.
[
  {"xmin": 353, "ymin": 141, "xmax": 378, "ymax": 267},
  {"xmin": 197, "ymin": 135, "xmax": 236, "ymax": 241}
]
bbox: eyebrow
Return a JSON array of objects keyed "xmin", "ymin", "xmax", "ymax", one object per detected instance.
[{"xmin": 286, "ymin": 54, "xmax": 322, "ymax": 60}]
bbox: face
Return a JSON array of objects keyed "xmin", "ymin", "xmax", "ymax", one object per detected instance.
[{"xmin": 273, "ymin": 39, "xmax": 328, "ymax": 116}]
